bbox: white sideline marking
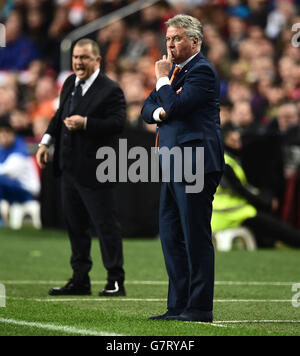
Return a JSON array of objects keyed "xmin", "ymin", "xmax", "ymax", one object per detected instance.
[
  {"xmin": 1, "ymin": 280, "xmax": 298, "ymax": 286},
  {"xmin": 215, "ymin": 299, "xmax": 293, "ymax": 303},
  {"xmin": 32, "ymin": 298, "xmax": 294, "ymax": 303},
  {"xmin": 34, "ymin": 298, "xmax": 167, "ymax": 302},
  {"xmin": 214, "ymin": 320, "xmax": 300, "ymax": 324},
  {"xmin": 0, "ymin": 317, "xmax": 122, "ymax": 336}
]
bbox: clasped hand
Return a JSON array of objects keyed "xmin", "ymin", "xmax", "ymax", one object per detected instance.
[{"xmin": 64, "ymin": 115, "xmax": 85, "ymax": 131}]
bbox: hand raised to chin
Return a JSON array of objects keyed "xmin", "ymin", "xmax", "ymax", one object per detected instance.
[{"xmin": 155, "ymin": 50, "xmax": 173, "ymax": 80}]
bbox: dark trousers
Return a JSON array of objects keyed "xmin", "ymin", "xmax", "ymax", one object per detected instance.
[
  {"xmin": 61, "ymin": 172, "xmax": 125, "ymax": 284},
  {"xmin": 159, "ymin": 172, "xmax": 222, "ymax": 314},
  {"xmin": 243, "ymin": 212, "xmax": 300, "ymax": 248}
]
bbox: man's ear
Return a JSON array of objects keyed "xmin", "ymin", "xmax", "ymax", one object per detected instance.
[{"xmin": 192, "ymin": 37, "xmax": 199, "ymax": 48}]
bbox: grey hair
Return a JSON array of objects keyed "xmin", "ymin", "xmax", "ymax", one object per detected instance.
[{"xmin": 165, "ymin": 14, "xmax": 203, "ymax": 45}]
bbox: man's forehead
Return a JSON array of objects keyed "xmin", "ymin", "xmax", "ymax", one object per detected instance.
[
  {"xmin": 166, "ymin": 26, "xmax": 186, "ymax": 36},
  {"xmin": 73, "ymin": 44, "xmax": 93, "ymax": 55}
]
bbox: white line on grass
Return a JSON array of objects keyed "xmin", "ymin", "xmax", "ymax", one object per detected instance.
[
  {"xmin": 1, "ymin": 280, "xmax": 298, "ymax": 286},
  {"xmin": 32, "ymin": 298, "xmax": 294, "ymax": 303},
  {"xmin": 214, "ymin": 320, "xmax": 300, "ymax": 324},
  {"xmin": 0, "ymin": 317, "xmax": 122, "ymax": 336},
  {"xmin": 34, "ymin": 298, "xmax": 167, "ymax": 302}
]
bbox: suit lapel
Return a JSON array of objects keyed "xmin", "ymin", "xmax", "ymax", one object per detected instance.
[
  {"xmin": 69, "ymin": 72, "xmax": 105, "ymax": 116},
  {"xmin": 173, "ymin": 52, "xmax": 203, "ymax": 86},
  {"xmin": 60, "ymin": 76, "xmax": 76, "ymax": 109}
]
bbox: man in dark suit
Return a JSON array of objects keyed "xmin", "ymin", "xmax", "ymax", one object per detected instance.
[
  {"xmin": 141, "ymin": 15, "xmax": 224, "ymax": 322},
  {"xmin": 36, "ymin": 39, "xmax": 126, "ymax": 297}
]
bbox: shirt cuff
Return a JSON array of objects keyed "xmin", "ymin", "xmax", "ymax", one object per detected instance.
[
  {"xmin": 156, "ymin": 77, "xmax": 170, "ymax": 91},
  {"xmin": 84, "ymin": 117, "xmax": 87, "ymax": 130},
  {"xmin": 153, "ymin": 108, "xmax": 164, "ymax": 122},
  {"xmin": 40, "ymin": 134, "xmax": 53, "ymax": 147}
]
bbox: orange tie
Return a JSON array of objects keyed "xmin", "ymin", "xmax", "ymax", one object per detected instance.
[
  {"xmin": 169, "ymin": 66, "xmax": 180, "ymax": 84},
  {"xmin": 155, "ymin": 66, "xmax": 180, "ymax": 152}
]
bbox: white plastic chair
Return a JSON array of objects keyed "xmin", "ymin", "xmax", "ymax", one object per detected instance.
[
  {"xmin": 213, "ymin": 227, "xmax": 257, "ymax": 252},
  {"xmin": 0, "ymin": 200, "xmax": 42, "ymax": 230}
]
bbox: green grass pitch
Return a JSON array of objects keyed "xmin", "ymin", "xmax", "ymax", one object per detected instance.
[{"xmin": 0, "ymin": 227, "xmax": 300, "ymax": 336}]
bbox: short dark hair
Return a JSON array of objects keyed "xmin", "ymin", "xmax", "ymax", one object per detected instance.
[
  {"xmin": 221, "ymin": 122, "xmax": 240, "ymax": 141},
  {"xmin": 0, "ymin": 115, "xmax": 13, "ymax": 132},
  {"xmin": 74, "ymin": 38, "xmax": 101, "ymax": 57}
]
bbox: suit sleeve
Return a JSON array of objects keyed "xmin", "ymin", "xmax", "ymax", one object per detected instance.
[
  {"xmin": 141, "ymin": 89, "xmax": 161, "ymax": 124},
  {"xmin": 85, "ymin": 85, "xmax": 126, "ymax": 136},
  {"xmin": 157, "ymin": 65, "xmax": 217, "ymax": 118},
  {"xmin": 44, "ymin": 75, "xmax": 74, "ymax": 138},
  {"xmin": 45, "ymin": 110, "xmax": 60, "ymax": 137}
]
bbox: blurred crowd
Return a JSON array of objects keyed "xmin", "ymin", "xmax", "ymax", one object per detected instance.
[{"xmin": 0, "ymin": 0, "xmax": 300, "ymax": 226}]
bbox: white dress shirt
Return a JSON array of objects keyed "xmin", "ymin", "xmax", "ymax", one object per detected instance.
[{"xmin": 40, "ymin": 68, "xmax": 100, "ymax": 147}]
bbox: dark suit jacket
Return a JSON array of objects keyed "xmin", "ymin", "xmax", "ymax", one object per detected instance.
[
  {"xmin": 46, "ymin": 71, "xmax": 126, "ymax": 188},
  {"xmin": 141, "ymin": 52, "xmax": 224, "ymax": 175}
]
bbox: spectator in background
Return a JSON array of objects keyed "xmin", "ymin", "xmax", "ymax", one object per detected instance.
[
  {"xmin": 0, "ymin": 117, "xmax": 40, "ymax": 211},
  {"xmin": 263, "ymin": 85, "xmax": 286, "ymax": 123},
  {"xmin": 265, "ymin": 0, "xmax": 295, "ymax": 39},
  {"xmin": 267, "ymin": 102, "xmax": 300, "ymax": 179},
  {"xmin": 126, "ymin": 101, "xmax": 145, "ymax": 129},
  {"xmin": 231, "ymin": 100, "xmax": 259, "ymax": 134},
  {"xmin": 17, "ymin": 60, "xmax": 48, "ymax": 110},
  {"xmin": 0, "ymin": 10, "xmax": 41, "ymax": 70},
  {"xmin": 10, "ymin": 109, "xmax": 33, "ymax": 137},
  {"xmin": 135, "ymin": 55, "xmax": 157, "ymax": 97},
  {"xmin": 220, "ymin": 99, "xmax": 233, "ymax": 127},
  {"xmin": 0, "ymin": 86, "xmax": 17, "ymax": 116},
  {"xmin": 227, "ymin": 80, "xmax": 252, "ymax": 104},
  {"xmin": 272, "ymin": 101, "xmax": 299, "ymax": 134},
  {"xmin": 119, "ymin": 27, "xmax": 148, "ymax": 66},
  {"xmin": 83, "ymin": 3, "xmax": 102, "ymax": 25},
  {"xmin": 28, "ymin": 75, "xmax": 59, "ymax": 123},
  {"xmin": 227, "ymin": 15, "xmax": 247, "ymax": 60},
  {"xmin": 212, "ymin": 124, "xmax": 300, "ymax": 248},
  {"xmin": 47, "ymin": 4, "xmax": 74, "ymax": 71},
  {"xmin": 247, "ymin": 0, "xmax": 269, "ymax": 28},
  {"xmin": 207, "ymin": 38, "xmax": 231, "ymax": 81},
  {"xmin": 23, "ymin": 4, "xmax": 52, "ymax": 63},
  {"xmin": 278, "ymin": 57, "xmax": 300, "ymax": 100},
  {"xmin": 98, "ymin": 20, "xmax": 130, "ymax": 72},
  {"xmin": 119, "ymin": 71, "xmax": 146, "ymax": 105}
]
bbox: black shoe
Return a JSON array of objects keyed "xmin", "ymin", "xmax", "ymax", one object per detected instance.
[
  {"xmin": 99, "ymin": 281, "xmax": 126, "ymax": 297},
  {"xmin": 165, "ymin": 311, "xmax": 213, "ymax": 323},
  {"xmin": 49, "ymin": 279, "xmax": 91, "ymax": 296},
  {"xmin": 148, "ymin": 310, "xmax": 183, "ymax": 321}
]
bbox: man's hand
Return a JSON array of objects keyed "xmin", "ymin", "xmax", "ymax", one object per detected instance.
[
  {"xmin": 155, "ymin": 50, "xmax": 173, "ymax": 80},
  {"xmin": 64, "ymin": 115, "xmax": 85, "ymax": 131},
  {"xmin": 160, "ymin": 109, "xmax": 168, "ymax": 121},
  {"xmin": 36, "ymin": 145, "xmax": 49, "ymax": 169}
]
